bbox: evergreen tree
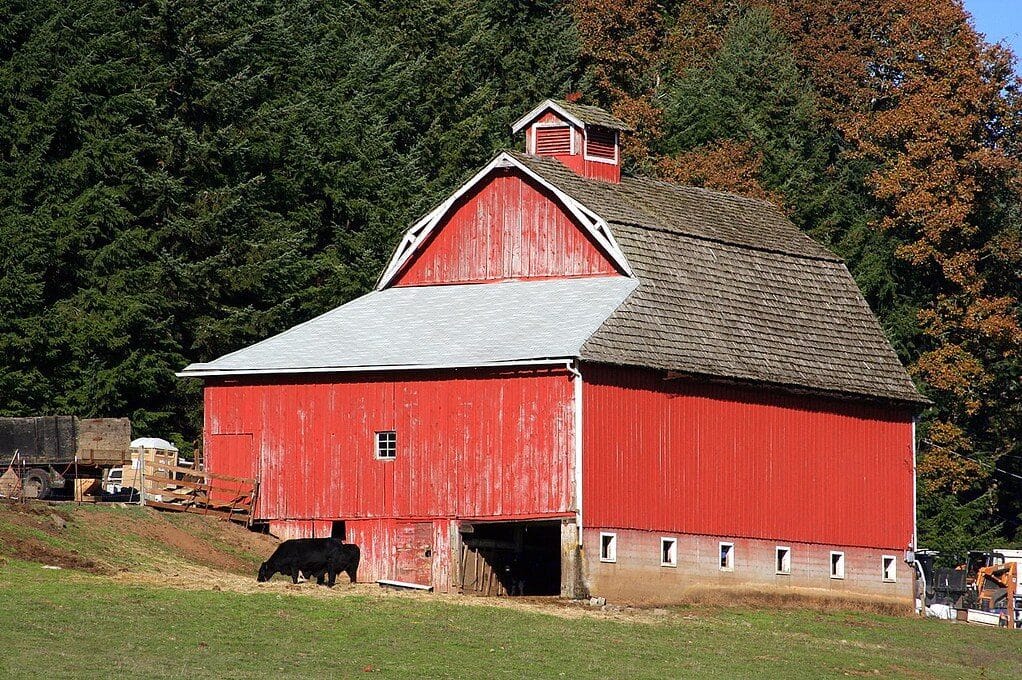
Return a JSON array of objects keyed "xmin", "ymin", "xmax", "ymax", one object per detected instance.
[
  {"xmin": 0, "ymin": 0, "xmax": 580, "ymax": 450},
  {"xmin": 656, "ymin": 8, "xmax": 917, "ymax": 356}
]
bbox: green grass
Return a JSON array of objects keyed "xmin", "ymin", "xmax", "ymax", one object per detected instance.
[{"xmin": 1, "ymin": 560, "xmax": 1019, "ymax": 679}]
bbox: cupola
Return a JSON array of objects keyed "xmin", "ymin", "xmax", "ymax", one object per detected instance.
[{"xmin": 511, "ymin": 98, "xmax": 631, "ymax": 183}]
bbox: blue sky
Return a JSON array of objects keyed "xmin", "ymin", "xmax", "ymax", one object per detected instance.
[{"xmin": 964, "ymin": 0, "xmax": 1022, "ymax": 65}]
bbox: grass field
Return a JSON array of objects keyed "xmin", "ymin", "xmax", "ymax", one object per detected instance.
[{"xmin": 0, "ymin": 504, "xmax": 1020, "ymax": 679}]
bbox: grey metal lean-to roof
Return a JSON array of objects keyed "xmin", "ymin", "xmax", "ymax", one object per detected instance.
[{"xmin": 178, "ymin": 276, "xmax": 637, "ymax": 376}]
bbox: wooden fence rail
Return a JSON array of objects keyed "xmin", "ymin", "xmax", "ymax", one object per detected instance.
[{"xmin": 142, "ymin": 455, "xmax": 257, "ymax": 524}]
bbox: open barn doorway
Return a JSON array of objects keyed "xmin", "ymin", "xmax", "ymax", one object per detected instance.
[{"xmin": 458, "ymin": 520, "xmax": 561, "ymax": 596}]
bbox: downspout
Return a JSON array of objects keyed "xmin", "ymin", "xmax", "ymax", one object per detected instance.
[
  {"xmin": 911, "ymin": 417, "xmax": 922, "ymax": 615},
  {"xmin": 912, "ymin": 418, "xmax": 918, "ymax": 554},
  {"xmin": 566, "ymin": 359, "xmax": 583, "ymax": 546}
]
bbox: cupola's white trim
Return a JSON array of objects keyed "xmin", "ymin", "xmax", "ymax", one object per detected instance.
[{"xmin": 511, "ymin": 99, "xmax": 588, "ymax": 134}]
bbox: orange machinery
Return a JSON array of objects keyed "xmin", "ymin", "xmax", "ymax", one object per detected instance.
[{"xmin": 975, "ymin": 561, "xmax": 1018, "ymax": 629}]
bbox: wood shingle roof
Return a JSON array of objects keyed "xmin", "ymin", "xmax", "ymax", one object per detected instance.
[{"xmin": 512, "ymin": 152, "xmax": 926, "ymax": 405}]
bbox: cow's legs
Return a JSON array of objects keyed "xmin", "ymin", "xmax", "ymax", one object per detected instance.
[{"xmin": 290, "ymin": 565, "xmax": 300, "ymax": 584}]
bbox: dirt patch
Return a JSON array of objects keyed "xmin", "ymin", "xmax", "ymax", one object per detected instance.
[
  {"xmin": 1, "ymin": 501, "xmax": 74, "ymax": 533},
  {"xmin": 2, "ymin": 535, "xmax": 109, "ymax": 574},
  {"xmin": 106, "ymin": 568, "xmax": 696, "ymax": 623},
  {"xmin": 84, "ymin": 509, "xmax": 262, "ymax": 574}
]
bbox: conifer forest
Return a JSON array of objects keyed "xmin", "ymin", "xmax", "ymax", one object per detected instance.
[{"xmin": 1, "ymin": 1, "xmax": 1019, "ymax": 552}]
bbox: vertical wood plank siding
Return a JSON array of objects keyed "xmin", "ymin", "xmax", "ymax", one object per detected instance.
[
  {"xmin": 204, "ymin": 368, "xmax": 575, "ymax": 523},
  {"xmin": 582, "ymin": 364, "xmax": 915, "ymax": 551},
  {"xmin": 392, "ymin": 170, "xmax": 620, "ymax": 286}
]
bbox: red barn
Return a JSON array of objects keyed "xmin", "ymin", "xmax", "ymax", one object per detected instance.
[{"xmin": 180, "ymin": 99, "xmax": 926, "ymax": 603}]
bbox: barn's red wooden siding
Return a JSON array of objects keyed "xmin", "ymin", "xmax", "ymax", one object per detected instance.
[
  {"xmin": 581, "ymin": 364, "xmax": 915, "ymax": 551},
  {"xmin": 203, "ymin": 367, "xmax": 576, "ymax": 522},
  {"xmin": 392, "ymin": 170, "xmax": 621, "ymax": 286},
  {"xmin": 524, "ymin": 112, "xmax": 621, "ymax": 183}
]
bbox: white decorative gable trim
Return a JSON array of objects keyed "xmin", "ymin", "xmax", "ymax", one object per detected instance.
[
  {"xmin": 511, "ymin": 99, "xmax": 585, "ymax": 134},
  {"xmin": 375, "ymin": 152, "xmax": 634, "ymax": 289}
]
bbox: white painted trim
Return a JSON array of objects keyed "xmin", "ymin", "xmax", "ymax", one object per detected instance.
[
  {"xmin": 660, "ymin": 536, "xmax": 677, "ymax": 568},
  {"xmin": 583, "ymin": 128, "xmax": 619, "ymax": 165},
  {"xmin": 911, "ymin": 418, "xmax": 918, "ymax": 552},
  {"xmin": 374, "ymin": 152, "xmax": 634, "ymax": 289},
  {"xmin": 882, "ymin": 554, "xmax": 897, "ymax": 583},
  {"xmin": 511, "ymin": 99, "xmax": 588, "ymax": 134},
  {"xmin": 377, "ymin": 579, "xmax": 432, "ymax": 591},
  {"xmin": 374, "ymin": 430, "xmax": 397, "ymax": 461},
  {"xmin": 775, "ymin": 545, "xmax": 791, "ymax": 575},
  {"xmin": 830, "ymin": 551, "xmax": 846, "ymax": 579},
  {"xmin": 568, "ymin": 360, "xmax": 584, "ymax": 547},
  {"xmin": 719, "ymin": 541, "xmax": 735, "ymax": 572},
  {"xmin": 599, "ymin": 532, "xmax": 617, "ymax": 563},
  {"xmin": 177, "ymin": 357, "xmax": 574, "ymax": 379},
  {"xmin": 531, "ymin": 122, "xmax": 576, "ymax": 156}
]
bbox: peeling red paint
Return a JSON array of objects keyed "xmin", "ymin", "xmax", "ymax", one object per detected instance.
[
  {"xmin": 392, "ymin": 170, "xmax": 621, "ymax": 286},
  {"xmin": 204, "ymin": 368, "xmax": 576, "ymax": 589}
]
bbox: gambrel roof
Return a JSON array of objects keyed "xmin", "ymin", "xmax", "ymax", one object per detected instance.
[
  {"xmin": 508, "ymin": 152, "xmax": 924, "ymax": 405},
  {"xmin": 181, "ymin": 150, "xmax": 925, "ymax": 406}
]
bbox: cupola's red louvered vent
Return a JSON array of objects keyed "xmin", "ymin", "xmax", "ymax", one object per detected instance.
[
  {"xmin": 585, "ymin": 128, "xmax": 617, "ymax": 160},
  {"xmin": 535, "ymin": 126, "xmax": 572, "ymax": 155}
]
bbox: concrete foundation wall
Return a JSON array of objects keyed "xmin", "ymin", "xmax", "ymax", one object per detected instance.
[{"xmin": 582, "ymin": 528, "xmax": 913, "ymax": 604}]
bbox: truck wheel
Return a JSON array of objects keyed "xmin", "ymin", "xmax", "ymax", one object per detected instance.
[{"xmin": 23, "ymin": 469, "xmax": 50, "ymax": 499}]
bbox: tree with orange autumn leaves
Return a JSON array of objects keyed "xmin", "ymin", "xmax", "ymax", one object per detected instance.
[{"xmin": 572, "ymin": 0, "xmax": 1022, "ymax": 550}]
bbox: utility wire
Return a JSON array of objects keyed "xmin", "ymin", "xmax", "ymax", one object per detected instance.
[{"xmin": 921, "ymin": 439, "xmax": 1022, "ymax": 482}]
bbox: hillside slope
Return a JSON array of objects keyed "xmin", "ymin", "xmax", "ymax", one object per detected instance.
[
  {"xmin": 0, "ymin": 502, "xmax": 276, "ymax": 579},
  {"xmin": 1, "ymin": 502, "xmax": 1021, "ymax": 678}
]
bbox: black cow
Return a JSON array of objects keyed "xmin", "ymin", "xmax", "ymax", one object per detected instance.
[{"xmin": 257, "ymin": 538, "xmax": 360, "ymax": 587}]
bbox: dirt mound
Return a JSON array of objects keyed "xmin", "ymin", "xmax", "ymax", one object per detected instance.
[{"xmin": 0, "ymin": 501, "xmax": 277, "ymax": 578}]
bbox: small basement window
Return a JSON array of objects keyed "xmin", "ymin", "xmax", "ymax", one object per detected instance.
[
  {"xmin": 600, "ymin": 532, "xmax": 617, "ymax": 563},
  {"xmin": 775, "ymin": 546, "xmax": 791, "ymax": 575},
  {"xmin": 882, "ymin": 555, "xmax": 897, "ymax": 582},
  {"xmin": 661, "ymin": 537, "xmax": 677, "ymax": 567},
  {"xmin": 375, "ymin": 431, "xmax": 397, "ymax": 460},
  {"xmin": 830, "ymin": 551, "xmax": 845, "ymax": 579},
  {"xmin": 719, "ymin": 542, "xmax": 734, "ymax": 571}
]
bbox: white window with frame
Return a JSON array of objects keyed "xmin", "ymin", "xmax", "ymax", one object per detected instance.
[
  {"xmin": 374, "ymin": 430, "xmax": 397, "ymax": 460},
  {"xmin": 882, "ymin": 555, "xmax": 897, "ymax": 582},
  {"xmin": 775, "ymin": 546, "xmax": 791, "ymax": 575},
  {"xmin": 830, "ymin": 551, "xmax": 845, "ymax": 579},
  {"xmin": 719, "ymin": 542, "xmax": 735, "ymax": 571},
  {"xmin": 660, "ymin": 537, "xmax": 677, "ymax": 567},
  {"xmin": 600, "ymin": 532, "xmax": 617, "ymax": 563}
]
